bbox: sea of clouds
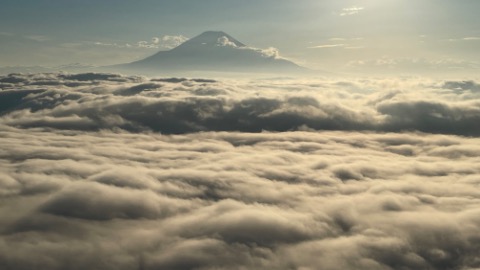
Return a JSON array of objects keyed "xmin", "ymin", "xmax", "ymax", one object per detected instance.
[{"xmin": 1, "ymin": 72, "xmax": 480, "ymax": 269}]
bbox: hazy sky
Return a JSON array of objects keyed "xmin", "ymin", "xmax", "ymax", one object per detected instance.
[{"xmin": 1, "ymin": 0, "xmax": 479, "ymax": 73}]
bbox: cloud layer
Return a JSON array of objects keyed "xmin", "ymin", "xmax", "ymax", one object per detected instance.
[
  {"xmin": 1, "ymin": 73, "xmax": 480, "ymax": 269},
  {"xmin": 0, "ymin": 73, "xmax": 479, "ymax": 136},
  {"xmin": 1, "ymin": 126, "xmax": 480, "ymax": 269}
]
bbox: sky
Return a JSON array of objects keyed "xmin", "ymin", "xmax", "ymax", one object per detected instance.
[{"xmin": 1, "ymin": 0, "xmax": 480, "ymax": 74}]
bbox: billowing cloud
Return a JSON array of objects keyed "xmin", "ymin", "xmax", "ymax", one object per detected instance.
[
  {"xmin": 259, "ymin": 47, "xmax": 280, "ymax": 58},
  {"xmin": 159, "ymin": 35, "xmax": 189, "ymax": 49},
  {"xmin": 1, "ymin": 125, "xmax": 480, "ymax": 269},
  {"xmin": 136, "ymin": 40, "xmax": 158, "ymax": 49},
  {"xmin": 1, "ymin": 73, "xmax": 479, "ymax": 136},
  {"xmin": 217, "ymin": 36, "xmax": 238, "ymax": 47},
  {"xmin": 1, "ymin": 73, "xmax": 480, "ymax": 269}
]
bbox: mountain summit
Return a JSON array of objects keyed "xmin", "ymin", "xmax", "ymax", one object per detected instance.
[
  {"xmin": 173, "ymin": 31, "xmax": 246, "ymax": 50},
  {"xmin": 113, "ymin": 31, "xmax": 305, "ymax": 74}
]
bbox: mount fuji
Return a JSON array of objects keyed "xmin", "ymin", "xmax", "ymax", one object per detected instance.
[{"xmin": 111, "ymin": 31, "xmax": 306, "ymax": 74}]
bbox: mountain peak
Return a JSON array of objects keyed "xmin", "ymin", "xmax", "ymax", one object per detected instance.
[
  {"xmin": 173, "ymin": 30, "xmax": 246, "ymax": 50},
  {"xmin": 200, "ymin": 30, "xmax": 229, "ymax": 36},
  {"xmin": 115, "ymin": 30, "xmax": 307, "ymax": 74}
]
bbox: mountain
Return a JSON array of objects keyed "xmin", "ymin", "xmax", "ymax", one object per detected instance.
[{"xmin": 112, "ymin": 31, "xmax": 306, "ymax": 74}]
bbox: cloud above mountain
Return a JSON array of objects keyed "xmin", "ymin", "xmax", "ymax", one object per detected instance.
[{"xmin": 1, "ymin": 73, "xmax": 480, "ymax": 269}]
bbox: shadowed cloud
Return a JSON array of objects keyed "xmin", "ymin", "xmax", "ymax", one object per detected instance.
[{"xmin": 1, "ymin": 73, "xmax": 480, "ymax": 136}]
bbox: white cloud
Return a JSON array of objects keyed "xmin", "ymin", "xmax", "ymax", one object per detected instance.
[
  {"xmin": 340, "ymin": 6, "xmax": 364, "ymax": 16},
  {"xmin": 213, "ymin": 39, "xmax": 283, "ymax": 59},
  {"xmin": 25, "ymin": 35, "xmax": 50, "ymax": 42},
  {"xmin": 136, "ymin": 40, "xmax": 158, "ymax": 49},
  {"xmin": 308, "ymin": 44, "xmax": 345, "ymax": 49},
  {"xmin": 310, "ymin": 38, "xmax": 364, "ymax": 50},
  {"xmin": 93, "ymin": 35, "xmax": 189, "ymax": 50},
  {"xmin": 1, "ymin": 73, "xmax": 480, "ymax": 269},
  {"xmin": 217, "ymin": 36, "xmax": 238, "ymax": 47},
  {"xmin": 159, "ymin": 35, "xmax": 189, "ymax": 49},
  {"xmin": 259, "ymin": 47, "xmax": 280, "ymax": 58},
  {"xmin": 309, "ymin": 37, "xmax": 364, "ymax": 49},
  {"xmin": 0, "ymin": 124, "xmax": 480, "ymax": 269},
  {"xmin": 94, "ymin": 41, "xmax": 130, "ymax": 48}
]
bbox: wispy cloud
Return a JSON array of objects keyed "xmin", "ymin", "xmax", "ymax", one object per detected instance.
[
  {"xmin": 328, "ymin": 38, "xmax": 346, "ymax": 41},
  {"xmin": 94, "ymin": 41, "xmax": 130, "ymax": 48},
  {"xmin": 344, "ymin": 46, "xmax": 364, "ymax": 50},
  {"xmin": 447, "ymin": 37, "xmax": 480, "ymax": 42},
  {"xmin": 25, "ymin": 35, "xmax": 50, "ymax": 42},
  {"xmin": 346, "ymin": 57, "xmax": 480, "ymax": 72},
  {"xmin": 93, "ymin": 35, "xmax": 189, "ymax": 50},
  {"xmin": 308, "ymin": 44, "xmax": 345, "ymax": 49},
  {"xmin": 308, "ymin": 42, "xmax": 364, "ymax": 50},
  {"xmin": 340, "ymin": 6, "xmax": 364, "ymax": 16}
]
